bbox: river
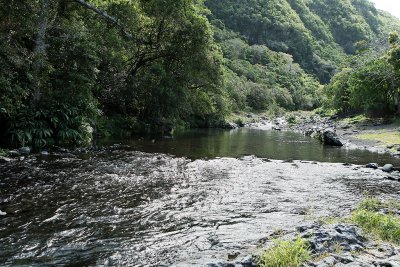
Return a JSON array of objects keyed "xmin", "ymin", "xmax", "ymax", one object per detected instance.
[{"xmin": 0, "ymin": 128, "xmax": 399, "ymax": 266}]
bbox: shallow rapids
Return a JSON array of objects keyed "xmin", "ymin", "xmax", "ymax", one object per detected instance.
[{"xmin": 1, "ymin": 149, "xmax": 399, "ymax": 266}]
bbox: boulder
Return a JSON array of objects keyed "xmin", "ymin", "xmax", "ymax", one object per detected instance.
[
  {"xmin": 40, "ymin": 151, "xmax": 50, "ymax": 156},
  {"xmin": 321, "ymin": 129, "xmax": 343, "ymax": 147},
  {"xmin": 382, "ymin": 164, "xmax": 394, "ymax": 173},
  {"xmin": 366, "ymin": 163, "xmax": 379, "ymax": 169},
  {"xmin": 304, "ymin": 129, "xmax": 315, "ymax": 136},
  {"xmin": 304, "ymin": 224, "xmax": 366, "ymax": 254},
  {"xmin": 8, "ymin": 150, "xmax": 20, "ymax": 157},
  {"xmin": 225, "ymin": 122, "xmax": 239, "ymax": 129},
  {"xmin": 19, "ymin": 147, "xmax": 31, "ymax": 155}
]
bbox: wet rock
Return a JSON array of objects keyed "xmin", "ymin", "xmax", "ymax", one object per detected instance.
[
  {"xmin": 302, "ymin": 224, "xmax": 366, "ymax": 254},
  {"xmin": 386, "ymin": 176, "xmax": 398, "ymax": 181},
  {"xmin": 8, "ymin": 150, "xmax": 20, "ymax": 157},
  {"xmin": 297, "ymin": 222, "xmax": 321, "ymax": 233},
  {"xmin": 366, "ymin": 163, "xmax": 379, "ymax": 169},
  {"xmin": 321, "ymin": 129, "xmax": 343, "ymax": 147},
  {"xmin": 225, "ymin": 122, "xmax": 239, "ymax": 129},
  {"xmin": 62, "ymin": 153, "xmax": 77, "ymax": 159},
  {"xmin": 373, "ymin": 255, "xmax": 400, "ymax": 267},
  {"xmin": 207, "ymin": 263, "xmax": 235, "ymax": 267},
  {"xmin": 207, "ymin": 255, "xmax": 256, "ymax": 267},
  {"xmin": 238, "ymin": 255, "xmax": 256, "ymax": 267},
  {"xmin": 40, "ymin": 151, "xmax": 50, "ymax": 156},
  {"xmin": 383, "ymin": 164, "xmax": 394, "ymax": 173},
  {"xmin": 0, "ymin": 210, "xmax": 6, "ymax": 216},
  {"xmin": 227, "ymin": 251, "xmax": 240, "ymax": 260},
  {"xmin": 387, "ymin": 144, "xmax": 395, "ymax": 149},
  {"xmin": 304, "ymin": 129, "xmax": 315, "ymax": 136},
  {"xmin": 19, "ymin": 147, "xmax": 31, "ymax": 155},
  {"xmin": 0, "ymin": 156, "xmax": 11, "ymax": 163},
  {"xmin": 308, "ymin": 256, "xmax": 338, "ymax": 267}
]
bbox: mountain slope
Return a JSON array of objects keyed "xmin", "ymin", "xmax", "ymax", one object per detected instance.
[{"xmin": 206, "ymin": 0, "xmax": 400, "ymax": 83}]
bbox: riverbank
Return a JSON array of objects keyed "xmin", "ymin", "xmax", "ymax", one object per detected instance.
[
  {"xmin": 233, "ymin": 111, "xmax": 400, "ymax": 159},
  {"xmin": 217, "ymin": 197, "xmax": 400, "ymax": 267},
  {"xmin": 290, "ymin": 113, "xmax": 400, "ymax": 157}
]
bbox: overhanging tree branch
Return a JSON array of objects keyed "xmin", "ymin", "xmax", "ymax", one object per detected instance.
[{"xmin": 73, "ymin": 0, "xmax": 133, "ymax": 40}]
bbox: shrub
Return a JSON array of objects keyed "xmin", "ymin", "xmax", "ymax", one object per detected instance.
[
  {"xmin": 258, "ymin": 237, "xmax": 311, "ymax": 267},
  {"xmin": 352, "ymin": 198, "xmax": 400, "ymax": 244}
]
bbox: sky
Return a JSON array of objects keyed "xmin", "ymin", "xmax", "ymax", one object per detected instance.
[{"xmin": 370, "ymin": 0, "xmax": 400, "ymax": 18}]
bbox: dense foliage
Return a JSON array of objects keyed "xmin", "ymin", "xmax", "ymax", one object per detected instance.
[
  {"xmin": 0, "ymin": 0, "xmax": 399, "ymax": 148},
  {"xmin": 0, "ymin": 0, "xmax": 224, "ymax": 147},
  {"xmin": 206, "ymin": 0, "xmax": 400, "ymax": 83},
  {"xmin": 325, "ymin": 32, "xmax": 400, "ymax": 115}
]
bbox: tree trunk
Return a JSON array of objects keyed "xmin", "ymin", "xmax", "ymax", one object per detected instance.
[{"xmin": 32, "ymin": 0, "xmax": 51, "ymax": 106}]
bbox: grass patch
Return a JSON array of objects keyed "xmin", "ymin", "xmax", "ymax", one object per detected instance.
[
  {"xmin": 258, "ymin": 237, "xmax": 311, "ymax": 267},
  {"xmin": 339, "ymin": 114, "xmax": 368, "ymax": 125},
  {"xmin": 352, "ymin": 197, "xmax": 400, "ymax": 244},
  {"xmin": 0, "ymin": 148, "xmax": 9, "ymax": 157},
  {"xmin": 355, "ymin": 132, "xmax": 400, "ymax": 147}
]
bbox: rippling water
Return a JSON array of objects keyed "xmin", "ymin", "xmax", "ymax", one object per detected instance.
[
  {"xmin": 99, "ymin": 128, "xmax": 400, "ymax": 165},
  {"xmin": 1, "ymin": 129, "xmax": 400, "ymax": 266}
]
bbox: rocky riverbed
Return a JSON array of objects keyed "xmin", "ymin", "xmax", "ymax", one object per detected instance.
[{"xmin": 1, "ymin": 147, "xmax": 400, "ymax": 266}]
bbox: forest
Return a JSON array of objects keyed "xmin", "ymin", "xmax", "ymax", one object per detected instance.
[{"xmin": 1, "ymin": 0, "xmax": 400, "ymax": 148}]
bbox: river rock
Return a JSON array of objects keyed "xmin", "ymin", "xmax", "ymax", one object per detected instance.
[
  {"xmin": 304, "ymin": 128, "xmax": 315, "ymax": 136},
  {"xmin": 0, "ymin": 156, "xmax": 11, "ymax": 163},
  {"xmin": 8, "ymin": 150, "xmax": 20, "ymax": 157},
  {"xmin": 225, "ymin": 122, "xmax": 239, "ymax": 129},
  {"xmin": 207, "ymin": 255, "xmax": 256, "ymax": 267},
  {"xmin": 19, "ymin": 147, "xmax": 31, "ymax": 155},
  {"xmin": 40, "ymin": 151, "xmax": 50, "ymax": 156},
  {"xmin": 366, "ymin": 163, "xmax": 379, "ymax": 169},
  {"xmin": 0, "ymin": 210, "xmax": 6, "ymax": 216},
  {"xmin": 303, "ymin": 224, "xmax": 366, "ymax": 254},
  {"xmin": 321, "ymin": 129, "xmax": 343, "ymax": 147},
  {"xmin": 383, "ymin": 164, "xmax": 394, "ymax": 173}
]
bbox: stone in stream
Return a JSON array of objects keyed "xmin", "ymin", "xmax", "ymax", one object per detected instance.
[
  {"xmin": 382, "ymin": 164, "xmax": 394, "ymax": 173},
  {"xmin": 40, "ymin": 151, "xmax": 50, "ymax": 156},
  {"xmin": 19, "ymin": 147, "xmax": 31, "ymax": 155},
  {"xmin": 366, "ymin": 163, "xmax": 379, "ymax": 169},
  {"xmin": 315, "ymin": 128, "xmax": 343, "ymax": 147},
  {"xmin": 322, "ymin": 129, "xmax": 343, "ymax": 147},
  {"xmin": 8, "ymin": 150, "xmax": 20, "ymax": 157},
  {"xmin": 0, "ymin": 156, "xmax": 11, "ymax": 163},
  {"xmin": 225, "ymin": 122, "xmax": 239, "ymax": 129},
  {"xmin": 0, "ymin": 210, "xmax": 6, "ymax": 216}
]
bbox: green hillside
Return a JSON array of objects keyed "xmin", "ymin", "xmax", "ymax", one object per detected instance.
[{"xmin": 206, "ymin": 0, "xmax": 400, "ymax": 83}]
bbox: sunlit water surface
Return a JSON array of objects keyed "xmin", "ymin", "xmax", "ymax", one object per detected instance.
[{"xmin": 1, "ymin": 128, "xmax": 399, "ymax": 266}]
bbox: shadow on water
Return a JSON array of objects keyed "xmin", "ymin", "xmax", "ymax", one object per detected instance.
[{"xmin": 100, "ymin": 128, "xmax": 400, "ymax": 166}]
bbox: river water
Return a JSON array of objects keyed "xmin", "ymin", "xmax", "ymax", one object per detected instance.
[{"xmin": 0, "ymin": 128, "xmax": 399, "ymax": 266}]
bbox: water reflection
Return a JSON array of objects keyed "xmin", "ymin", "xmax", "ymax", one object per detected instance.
[{"xmin": 100, "ymin": 128, "xmax": 400, "ymax": 165}]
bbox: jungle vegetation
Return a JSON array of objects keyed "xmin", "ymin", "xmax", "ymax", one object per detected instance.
[{"xmin": 0, "ymin": 0, "xmax": 399, "ymax": 148}]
